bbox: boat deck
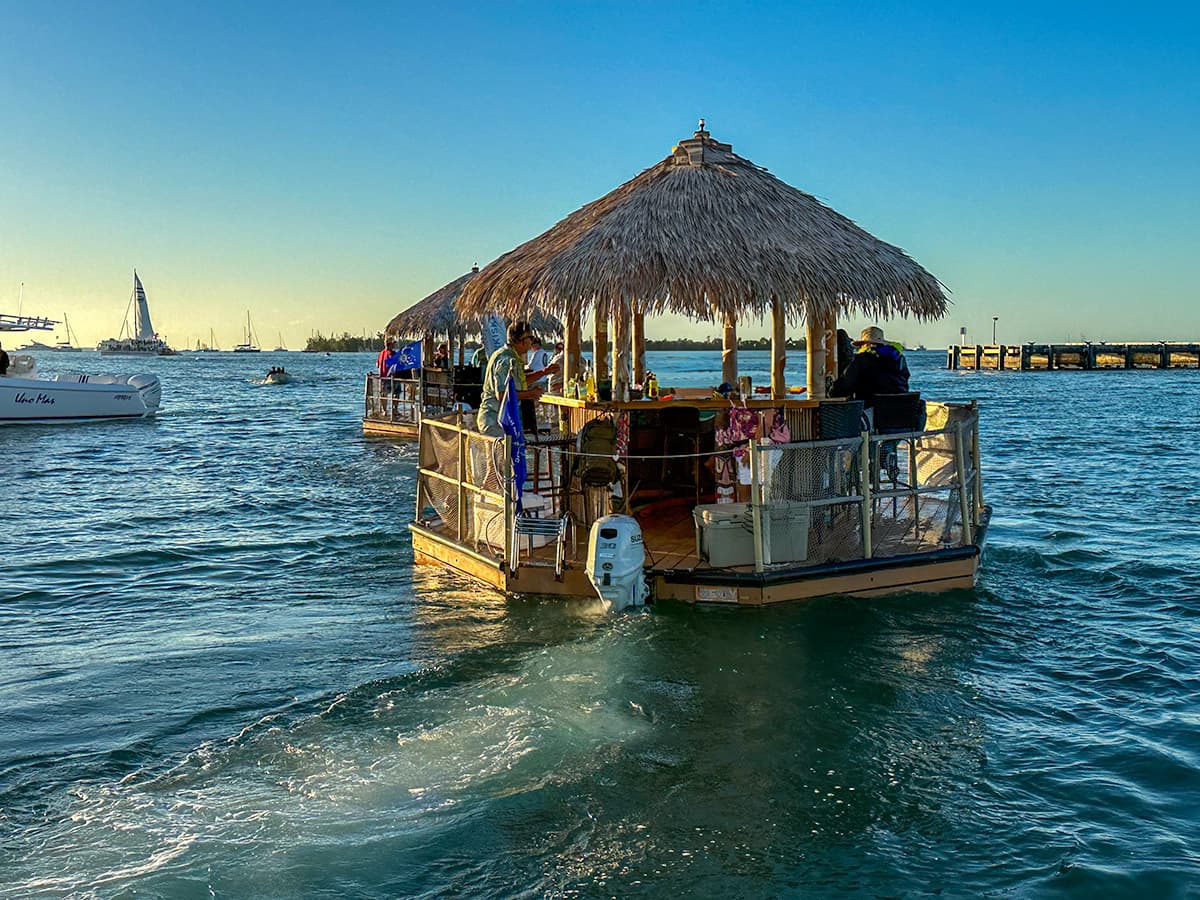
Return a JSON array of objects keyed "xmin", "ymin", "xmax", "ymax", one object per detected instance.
[{"xmin": 419, "ymin": 490, "xmax": 968, "ymax": 579}]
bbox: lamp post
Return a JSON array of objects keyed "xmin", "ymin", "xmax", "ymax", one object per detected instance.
[{"xmin": 992, "ymin": 316, "xmax": 998, "ymax": 345}]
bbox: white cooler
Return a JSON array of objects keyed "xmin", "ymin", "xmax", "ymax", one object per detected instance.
[
  {"xmin": 692, "ymin": 501, "xmax": 810, "ymax": 567},
  {"xmin": 693, "ymin": 502, "xmax": 754, "ymax": 567}
]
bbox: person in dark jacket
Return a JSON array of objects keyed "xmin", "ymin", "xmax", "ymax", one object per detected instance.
[
  {"xmin": 829, "ymin": 325, "xmax": 910, "ymax": 410},
  {"xmin": 836, "ymin": 328, "xmax": 856, "ymax": 378}
]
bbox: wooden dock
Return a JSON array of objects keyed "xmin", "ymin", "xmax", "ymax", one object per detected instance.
[{"xmin": 947, "ymin": 343, "xmax": 1200, "ymax": 371}]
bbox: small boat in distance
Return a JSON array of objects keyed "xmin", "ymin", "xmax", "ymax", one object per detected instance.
[
  {"xmin": 232, "ymin": 312, "xmax": 261, "ymax": 352},
  {"xmin": 98, "ymin": 272, "xmax": 175, "ymax": 356},
  {"xmin": 264, "ymin": 366, "xmax": 292, "ymax": 384},
  {"xmin": 49, "ymin": 314, "xmax": 84, "ymax": 352},
  {"xmin": 273, "ymin": 331, "xmax": 287, "ymax": 352}
]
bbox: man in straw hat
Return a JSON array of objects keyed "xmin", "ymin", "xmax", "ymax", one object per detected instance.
[{"xmin": 829, "ymin": 325, "xmax": 911, "ymax": 411}]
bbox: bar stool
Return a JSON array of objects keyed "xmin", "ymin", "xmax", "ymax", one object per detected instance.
[{"xmin": 660, "ymin": 407, "xmax": 707, "ymax": 506}]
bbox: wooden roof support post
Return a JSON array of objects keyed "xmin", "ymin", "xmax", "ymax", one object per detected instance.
[
  {"xmin": 632, "ymin": 306, "xmax": 646, "ymax": 384},
  {"xmin": 722, "ymin": 310, "xmax": 738, "ymax": 386},
  {"xmin": 593, "ymin": 313, "xmax": 610, "ymax": 381},
  {"xmin": 564, "ymin": 312, "xmax": 582, "ymax": 385},
  {"xmin": 770, "ymin": 296, "xmax": 786, "ymax": 399},
  {"xmin": 611, "ymin": 302, "xmax": 632, "ymax": 402},
  {"xmin": 805, "ymin": 315, "xmax": 826, "ymax": 400}
]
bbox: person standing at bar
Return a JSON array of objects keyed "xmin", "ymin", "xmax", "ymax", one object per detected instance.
[{"xmin": 478, "ymin": 321, "xmax": 558, "ymax": 437}]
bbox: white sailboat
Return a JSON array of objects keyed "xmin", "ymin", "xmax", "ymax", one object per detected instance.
[
  {"xmin": 98, "ymin": 272, "xmax": 175, "ymax": 356},
  {"xmin": 273, "ymin": 331, "xmax": 287, "ymax": 352},
  {"xmin": 52, "ymin": 314, "xmax": 83, "ymax": 352},
  {"xmin": 232, "ymin": 311, "xmax": 261, "ymax": 352}
]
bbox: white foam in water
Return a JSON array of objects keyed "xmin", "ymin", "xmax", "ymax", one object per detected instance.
[{"xmin": 3, "ymin": 618, "xmax": 651, "ymax": 896}]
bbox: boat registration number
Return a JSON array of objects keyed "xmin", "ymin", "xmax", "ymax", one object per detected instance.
[{"xmin": 695, "ymin": 586, "xmax": 738, "ymax": 604}]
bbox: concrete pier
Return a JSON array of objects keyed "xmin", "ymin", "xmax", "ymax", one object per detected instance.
[{"xmin": 947, "ymin": 342, "xmax": 1200, "ymax": 371}]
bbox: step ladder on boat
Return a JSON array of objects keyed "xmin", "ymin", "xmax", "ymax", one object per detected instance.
[{"xmin": 509, "ymin": 513, "xmax": 574, "ymax": 579}]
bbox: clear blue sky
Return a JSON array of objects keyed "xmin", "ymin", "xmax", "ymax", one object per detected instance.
[{"xmin": 2, "ymin": 1, "xmax": 1197, "ymax": 348}]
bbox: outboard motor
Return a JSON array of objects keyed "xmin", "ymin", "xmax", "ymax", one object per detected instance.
[{"xmin": 586, "ymin": 514, "xmax": 649, "ymax": 611}]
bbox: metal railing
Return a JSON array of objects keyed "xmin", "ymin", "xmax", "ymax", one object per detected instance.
[
  {"xmin": 749, "ymin": 401, "xmax": 982, "ymax": 571},
  {"xmin": 363, "ymin": 369, "xmax": 458, "ymax": 425},
  {"xmin": 413, "ymin": 401, "xmax": 984, "ymax": 577}
]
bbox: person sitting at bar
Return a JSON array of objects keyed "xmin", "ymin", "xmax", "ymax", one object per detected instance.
[
  {"xmin": 526, "ymin": 336, "xmax": 551, "ymax": 388},
  {"xmin": 432, "ymin": 343, "xmax": 450, "ymax": 369},
  {"xmin": 547, "ymin": 341, "xmax": 565, "ymax": 393},
  {"xmin": 829, "ymin": 325, "xmax": 910, "ymax": 411},
  {"xmin": 477, "ymin": 321, "xmax": 559, "ymax": 437}
]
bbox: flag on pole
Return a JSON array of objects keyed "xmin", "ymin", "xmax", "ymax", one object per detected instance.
[
  {"xmin": 389, "ymin": 339, "xmax": 422, "ymax": 373},
  {"xmin": 498, "ymin": 373, "xmax": 527, "ymax": 512}
]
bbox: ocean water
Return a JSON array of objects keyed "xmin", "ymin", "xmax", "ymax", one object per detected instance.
[{"xmin": 1, "ymin": 350, "xmax": 1198, "ymax": 898}]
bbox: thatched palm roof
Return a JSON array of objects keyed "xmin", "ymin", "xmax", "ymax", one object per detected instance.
[
  {"xmin": 458, "ymin": 124, "xmax": 948, "ymax": 324},
  {"xmin": 386, "ymin": 267, "xmax": 561, "ymax": 338}
]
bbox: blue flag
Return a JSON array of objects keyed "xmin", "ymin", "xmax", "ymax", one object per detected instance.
[
  {"xmin": 498, "ymin": 373, "xmax": 527, "ymax": 512},
  {"xmin": 389, "ymin": 340, "xmax": 422, "ymax": 373}
]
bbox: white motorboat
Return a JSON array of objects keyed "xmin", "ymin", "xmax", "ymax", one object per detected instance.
[
  {"xmin": 264, "ymin": 368, "xmax": 292, "ymax": 384},
  {"xmin": 98, "ymin": 272, "xmax": 175, "ymax": 356},
  {"xmin": 0, "ymin": 370, "xmax": 161, "ymax": 424}
]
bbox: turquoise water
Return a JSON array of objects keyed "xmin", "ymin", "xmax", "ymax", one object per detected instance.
[{"xmin": 2, "ymin": 350, "xmax": 1198, "ymax": 898}]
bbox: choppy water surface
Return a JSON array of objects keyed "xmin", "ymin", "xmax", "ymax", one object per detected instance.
[{"xmin": 1, "ymin": 350, "xmax": 1197, "ymax": 898}]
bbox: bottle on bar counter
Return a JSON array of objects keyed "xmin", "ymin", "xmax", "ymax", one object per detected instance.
[
  {"xmin": 585, "ymin": 366, "xmax": 597, "ymax": 402},
  {"xmin": 646, "ymin": 371, "xmax": 658, "ymax": 399}
]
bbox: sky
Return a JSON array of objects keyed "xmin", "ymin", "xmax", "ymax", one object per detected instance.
[{"xmin": 2, "ymin": 1, "xmax": 1198, "ymax": 349}]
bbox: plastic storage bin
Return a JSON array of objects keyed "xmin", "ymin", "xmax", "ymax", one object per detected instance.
[{"xmin": 759, "ymin": 500, "xmax": 810, "ymax": 565}]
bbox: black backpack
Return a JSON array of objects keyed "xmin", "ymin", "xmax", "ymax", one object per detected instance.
[{"xmin": 574, "ymin": 417, "xmax": 621, "ymax": 486}]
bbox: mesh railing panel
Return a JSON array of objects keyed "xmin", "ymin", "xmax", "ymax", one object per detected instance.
[
  {"xmin": 754, "ymin": 406, "xmax": 981, "ymax": 566},
  {"xmin": 758, "ymin": 437, "xmax": 864, "ymax": 565},
  {"xmin": 417, "ymin": 413, "xmax": 509, "ymax": 551}
]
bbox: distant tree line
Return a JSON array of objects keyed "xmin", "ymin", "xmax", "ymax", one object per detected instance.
[
  {"xmin": 302, "ymin": 332, "xmax": 808, "ymax": 353},
  {"xmin": 305, "ymin": 332, "xmax": 386, "ymax": 352},
  {"xmin": 579, "ymin": 336, "xmax": 808, "ymax": 351}
]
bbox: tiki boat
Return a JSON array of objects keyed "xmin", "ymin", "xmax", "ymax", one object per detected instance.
[
  {"xmin": 363, "ymin": 267, "xmax": 560, "ymax": 439},
  {"xmin": 410, "ymin": 123, "xmax": 990, "ymax": 607}
]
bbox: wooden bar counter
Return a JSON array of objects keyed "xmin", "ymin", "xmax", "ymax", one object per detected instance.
[{"xmin": 540, "ymin": 392, "xmax": 821, "ymax": 443}]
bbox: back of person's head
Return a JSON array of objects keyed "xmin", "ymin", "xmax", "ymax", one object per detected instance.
[
  {"xmin": 507, "ymin": 321, "xmax": 532, "ymax": 344},
  {"xmin": 530, "ymin": 337, "xmax": 542, "ymax": 348},
  {"xmin": 385, "ymin": 337, "xmax": 395, "ymax": 348}
]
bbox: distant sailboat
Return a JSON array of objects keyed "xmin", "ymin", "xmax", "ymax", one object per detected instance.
[
  {"xmin": 232, "ymin": 311, "xmax": 261, "ymax": 353},
  {"xmin": 98, "ymin": 272, "xmax": 175, "ymax": 356},
  {"xmin": 273, "ymin": 331, "xmax": 287, "ymax": 352},
  {"xmin": 52, "ymin": 314, "xmax": 84, "ymax": 352}
]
